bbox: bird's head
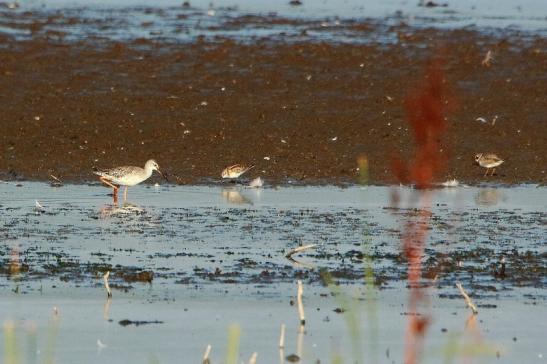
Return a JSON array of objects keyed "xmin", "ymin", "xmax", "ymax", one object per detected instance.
[{"xmin": 146, "ymin": 159, "xmax": 167, "ymax": 180}]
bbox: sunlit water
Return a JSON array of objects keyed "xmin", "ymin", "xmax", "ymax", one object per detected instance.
[{"xmin": 0, "ymin": 182, "xmax": 545, "ymax": 363}]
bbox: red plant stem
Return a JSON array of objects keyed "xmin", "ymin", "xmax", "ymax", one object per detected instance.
[{"xmin": 393, "ymin": 57, "xmax": 450, "ymax": 364}]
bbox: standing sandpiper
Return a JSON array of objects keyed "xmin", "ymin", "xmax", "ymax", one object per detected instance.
[
  {"xmin": 475, "ymin": 153, "xmax": 504, "ymax": 176},
  {"xmin": 94, "ymin": 159, "xmax": 166, "ymax": 200},
  {"xmin": 221, "ymin": 164, "xmax": 254, "ymax": 179}
]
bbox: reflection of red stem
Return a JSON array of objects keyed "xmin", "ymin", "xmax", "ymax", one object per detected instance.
[
  {"xmin": 392, "ymin": 58, "xmax": 450, "ymax": 364},
  {"xmin": 403, "ymin": 194, "xmax": 432, "ymax": 364}
]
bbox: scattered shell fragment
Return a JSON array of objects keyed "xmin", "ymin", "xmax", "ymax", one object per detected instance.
[
  {"xmin": 249, "ymin": 177, "xmax": 264, "ymax": 188},
  {"xmin": 441, "ymin": 179, "xmax": 459, "ymax": 187}
]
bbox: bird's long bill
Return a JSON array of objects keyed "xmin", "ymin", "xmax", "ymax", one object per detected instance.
[{"xmin": 157, "ymin": 169, "xmax": 168, "ymax": 182}]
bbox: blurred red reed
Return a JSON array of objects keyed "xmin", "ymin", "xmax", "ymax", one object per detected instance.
[
  {"xmin": 392, "ymin": 57, "xmax": 450, "ymax": 189},
  {"xmin": 392, "ymin": 57, "xmax": 451, "ymax": 364}
]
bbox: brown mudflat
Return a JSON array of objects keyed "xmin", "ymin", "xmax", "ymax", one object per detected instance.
[{"xmin": 0, "ymin": 20, "xmax": 545, "ymax": 185}]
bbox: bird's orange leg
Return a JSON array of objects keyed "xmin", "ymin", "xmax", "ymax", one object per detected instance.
[
  {"xmin": 491, "ymin": 168, "xmax": 496, "ymax": 176},
  {"xmin": 99, "ymin": 177, "xmax": 119, "ymax": 195},
  {"xmin": 484, "ymin": 168, "xmax": 489, "ymax": 177}
]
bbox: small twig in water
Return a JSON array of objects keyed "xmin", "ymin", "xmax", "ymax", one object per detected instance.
[
  {"xmin": 494, "ymin": 257, "xmax": 506, "ymax": 278},
  {"xmin": 103, "ymin": 297, "xmax": 111, "ymax": 320},
  {"xmin": 456, "ymin": 282, "xmax": 478, "ymax": 315},
  {"xmin": 35, "ymin": 200, "xmax": 45, "ymax": 212},
  {"xmin": 285, "ymin": 244, "xmax": 317, "ymax": 259},
  {"xmin": 49, "ymin": 174, "xmax": 63, "ymax": 186},
  {"xmin": 279, "ymin": 324, "xmax": 286, "ymax": 364},
  {"xmin": 279, "ymin": 323, "xmax": 286, "ymax": 348},
  {"xmin": 297, "ymin": 280, "xmax": 305, "ymax": 325},
  {"xmin": 297, "ymin": 324, "xmax": 305, "ymax": 359},
  {"xmin": 248, "ymin": 352, "xmax": 258, "ymax": 364},
  {"xmin": 202, "ymin": 344, "xmax": 212, "ymax": 364},
  {"xmin": 103, "ymin": 271, "xmax": 112, "ymax": 298}
]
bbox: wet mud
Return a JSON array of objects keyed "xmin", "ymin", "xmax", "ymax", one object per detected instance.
[{"xmin": 0, "ymin": 8, "xmax": 546, "ymax": 185}]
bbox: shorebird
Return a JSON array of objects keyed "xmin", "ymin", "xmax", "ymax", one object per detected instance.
[
  {"xmin": 221, "ymin": 164, "xmax": 254, "ymax": 179},
  {"xmin": 475, "ymin": 153, "xmax": 504, "ymax": 176},
  {"xmin": 94, "ymin": 159, "xmax": 166, "ymax": 200}
]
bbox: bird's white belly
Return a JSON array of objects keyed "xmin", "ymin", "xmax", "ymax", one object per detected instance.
[
  {"xmin": 481, "ymin": 160, "xmax": 503, "ymax": 168},
  {"xmin": 110, "ymin": 175, "xmax": 148, "ymax": 186}
]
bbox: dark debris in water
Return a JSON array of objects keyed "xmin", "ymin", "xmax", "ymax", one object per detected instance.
[
  {"xmin": 118, "ymin": 270, "xmax": 154, "ymax": 283},
  {"xmin": 118, "ymin": 319, "xmax": 164, "ymax": 327},
  {"xmin": 286, "ymin": 354, "xmax": 300, "ymax": 362}
]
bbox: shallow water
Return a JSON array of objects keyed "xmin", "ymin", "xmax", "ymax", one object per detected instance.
[
  {"xmin": 0, "ymin": 182, "xmax": 545, "ymax": 363},
  {"xmin": 22, "ymin": 0, "xmax": 547, "ymax": 30},
  {"xmin": 2, "ymin": 0, "xmax": 546, "ymax": 44}
]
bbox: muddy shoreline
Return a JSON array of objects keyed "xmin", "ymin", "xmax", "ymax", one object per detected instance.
[{"xmin": 0, "ymin": 12, "xmax": 546, "ymax": 185}]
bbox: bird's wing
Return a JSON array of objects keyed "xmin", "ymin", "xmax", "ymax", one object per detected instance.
[
  {"xmin": 94, "ymin": 166, "xmax": 136, "ymax": 179},
  {"xmin": 485, "ymin": 154, "xmax": 503, "ymax": 163}
]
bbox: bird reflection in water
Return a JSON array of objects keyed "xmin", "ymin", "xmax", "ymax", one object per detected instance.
[
  {"xmin": 99, "ymin": 201, "xmax": 145, "ymax": 219},
  {"xmin": 474, "ymin": 189, "xmax": 505, "ymax": 206},
  {"xmin": 221, "ymin": 188, "xmax": 253, "ymax": 205}
]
